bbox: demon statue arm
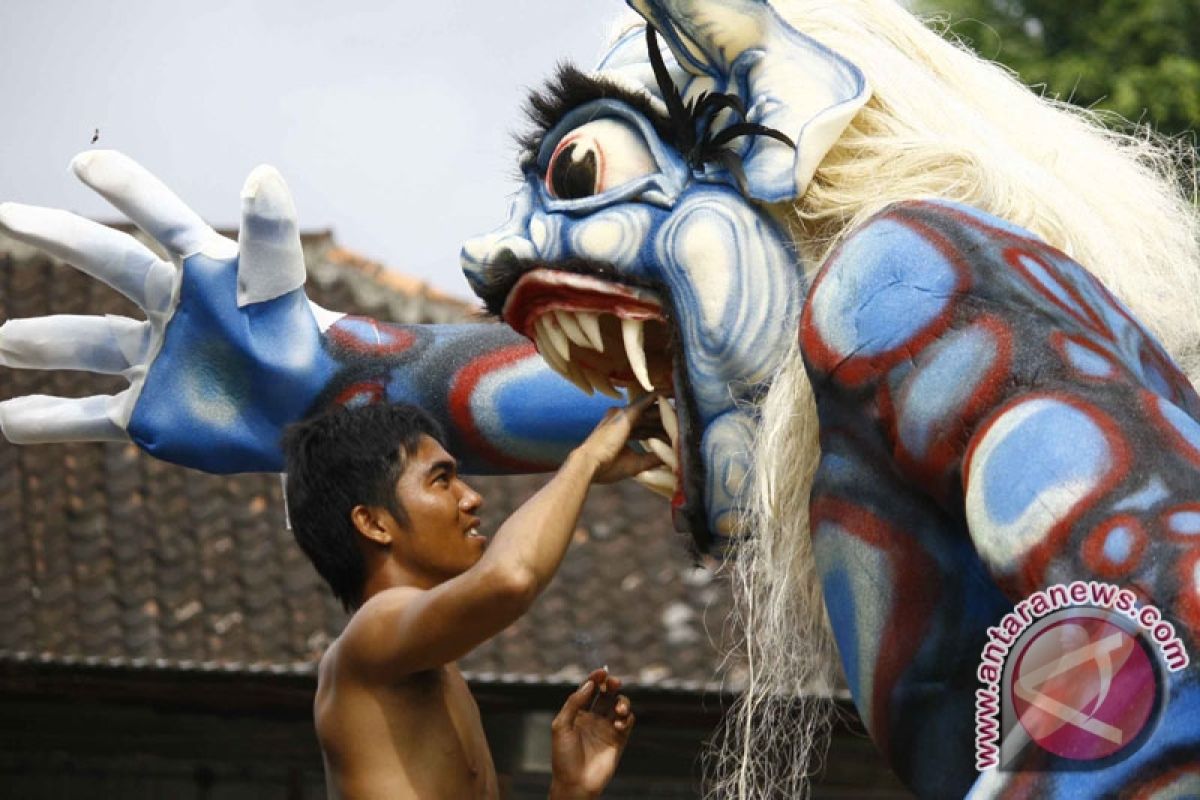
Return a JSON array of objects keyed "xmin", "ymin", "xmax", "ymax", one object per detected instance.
[
  {"xmin": 802, "ymin": 199, "xmax": 1200, "ymax": 797},
  {"xmin": 0, "ymin": 151, "xmax": 621, "ymax": 476}
]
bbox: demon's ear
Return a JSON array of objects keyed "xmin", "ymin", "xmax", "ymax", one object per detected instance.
[{"xmin": 625, "ymin": 0, "xmax": 869, "ymax": 203}]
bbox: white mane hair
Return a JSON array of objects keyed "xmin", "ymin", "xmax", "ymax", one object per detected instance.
[
  {"xmin": 705, "ymin": 1, "xmax": 1200, "ymax": 798},
  {"xmin": 780, "ymin": 0, "xmax": 1200, "ymax": 374}
]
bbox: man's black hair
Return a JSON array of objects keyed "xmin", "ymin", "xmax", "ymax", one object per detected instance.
[{"xmin": 281, "ymin": 403, "xmax": 447, "ymax": 612}]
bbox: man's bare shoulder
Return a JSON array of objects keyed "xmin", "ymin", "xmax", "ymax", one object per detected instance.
[
  {"xmin": 324, "ymin": 587, "xmax": 427, "ymax": 681},
  {"xmin": 314, "ymin": 588, "xmax": 447, "ymax": 758}
]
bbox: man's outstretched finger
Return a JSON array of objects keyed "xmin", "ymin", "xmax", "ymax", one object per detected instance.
[
  {"xmin": 602, "ymin": 393, "xmax": 656, "ymax": 437},
  {"xmin": 600, "ymin": 693, "xmax": 632, "ymax": 722},
  {"xmin": 603, "ymin": 448, "xmax": 662, "ymax": 482},
  {"xmin": 623, "ymin": 392, "xmax": 656, "ymax": 416},
  {"xmin": 552, "ymin": 678, "xmax": 596, "ymax": 732}
]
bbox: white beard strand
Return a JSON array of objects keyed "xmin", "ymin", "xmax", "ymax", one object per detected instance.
[{"xmin": 706, "ymin": 338, "xmax": 841, "ymax": 799}]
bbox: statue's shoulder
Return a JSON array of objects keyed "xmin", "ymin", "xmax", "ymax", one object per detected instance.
[
  {"xmin": 799, "ymin": 198, "xmax": 1054, "ymax": 389},
  {"xmin": 827, "ymin": 198, "xmax": 1049, "ymax": 271}
]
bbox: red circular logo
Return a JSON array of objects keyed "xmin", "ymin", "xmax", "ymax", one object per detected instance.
[{"xmin": 1010, "ymin": 616, "xmax": 1157, "ymax": 760}]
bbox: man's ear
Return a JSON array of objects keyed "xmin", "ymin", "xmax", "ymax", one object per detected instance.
[{"xmin": 350, "ymin": 504, "xmax": 394, "ymax": 546}]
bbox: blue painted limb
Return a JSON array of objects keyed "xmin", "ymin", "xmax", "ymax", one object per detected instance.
[
  {"xmin": 810, "ymin": 423, "xmax": 1012, "ymax": 797},
  {"xmin": 129, "ymin": 251, "xmax": 616, "ymax": 475},
  {"xmin": 0, "ymin": 153, "xmax": 615, "ymax": 476}
]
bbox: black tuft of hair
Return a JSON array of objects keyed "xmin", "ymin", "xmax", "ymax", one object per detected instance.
[
  {"xmin": 281, "ymin": 403, "xmax": 446, "ymax": 612},
  {"xmin": 643, "ymin": 26, "xmax": 794, "ymax": 182},
  {"xmin": 515, "ymin": 37, "xmax": 794, "ymax": 191},
  {"xmin": 517, "ymin": 62, "xmax": 676, "ymax": 168}
]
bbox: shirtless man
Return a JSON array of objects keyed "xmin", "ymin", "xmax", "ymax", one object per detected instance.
[{"xmin": 281, "ymin": 396, "xmax": 660, "ymax": 799}]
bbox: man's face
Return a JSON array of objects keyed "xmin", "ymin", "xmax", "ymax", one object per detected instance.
[{"xmin": 388, "ymin": 435, "xmax": 486, "ymax": 583}]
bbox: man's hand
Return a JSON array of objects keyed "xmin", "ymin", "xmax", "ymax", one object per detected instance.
[
  {"xmin": 550, "ymin": 668, "xmax": 635, "ymax": 800},
  {"xmin": 575, "ymin": 394, "xmax": 661, "ymax": 484}
]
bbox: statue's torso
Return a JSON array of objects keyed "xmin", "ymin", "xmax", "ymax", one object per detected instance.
[{"xmin": 800, "ymin": 199, "xmax": 1200, "ymax": 797}]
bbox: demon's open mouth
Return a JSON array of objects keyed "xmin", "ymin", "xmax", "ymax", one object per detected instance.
[{"xmin": 501, "ymin": 268, "xmax": 697, "ymax": 517}]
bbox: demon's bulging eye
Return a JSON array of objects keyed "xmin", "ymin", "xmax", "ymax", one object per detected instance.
[{"xmin": 545, "ymin": 118, "xmax": 656, "ymax": 200}]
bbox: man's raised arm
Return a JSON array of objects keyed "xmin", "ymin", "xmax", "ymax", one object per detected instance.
[{"xmin": 340, "ymin": 396, "xmax": 660, "ymax": 679}]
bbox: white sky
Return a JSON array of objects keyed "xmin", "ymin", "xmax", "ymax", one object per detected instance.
[{"xmin": 0, "ymin": 1, "xmax": 628, "ymax": 299}]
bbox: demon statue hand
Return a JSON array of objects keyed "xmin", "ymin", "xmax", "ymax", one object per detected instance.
[{"xmin": 0, "ymin": 151, "xmax": 618, "ymax": 476}]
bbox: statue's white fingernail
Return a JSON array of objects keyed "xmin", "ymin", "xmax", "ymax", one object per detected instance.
[
  {"xmin": 70, "ymin": 150, "xmax": 102, "ymax": 176},
  {"xmin": 0, "ymin": 202, "xmax": 30, "ymax": 233},
  {"xmin": 242, "ymin": 164, "xmax": 280, "ymax": 196},
  {"xmin": 241, "ymin": 165, "xmax": 293, "ymax": 218}
]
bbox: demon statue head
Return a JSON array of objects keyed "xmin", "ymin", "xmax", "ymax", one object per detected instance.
[{"xmin": 461, "ymin": 0, "xmax": 868, "ymax": 551}]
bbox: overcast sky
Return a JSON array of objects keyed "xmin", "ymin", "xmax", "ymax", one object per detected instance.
[{"xmin": 0, "ymin": 1, "xmax": 628, "ymax": 299}]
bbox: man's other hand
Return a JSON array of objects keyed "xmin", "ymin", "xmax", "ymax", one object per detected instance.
[{"xmin": 549, "ymin": 667, "xmax": 635, "ymax": 799}]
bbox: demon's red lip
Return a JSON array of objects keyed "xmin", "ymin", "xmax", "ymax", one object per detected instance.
[
  {"xmin": 501, "ymin": 268, "xmax": 675, "ymax": 396},
  {"xmin": 502, "ymin": 269, "xmax": 664, "ymax": 335},
  {"xmin": 501, "ymin": 268, "xmax": 685, "ymax": 507}
]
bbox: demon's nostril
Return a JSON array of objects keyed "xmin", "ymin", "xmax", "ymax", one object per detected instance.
[{"xmin": 494, "ymin": 247, "xmax": 519, "ymax": 270}]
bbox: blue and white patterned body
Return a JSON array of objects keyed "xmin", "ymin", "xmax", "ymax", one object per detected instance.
[{"xmin": 803, "ymin": 199, "xmax": 1200, "ymax": 796}]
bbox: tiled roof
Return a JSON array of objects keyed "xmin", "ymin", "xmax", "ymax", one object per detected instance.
[{"xmin": 0, "ymin": 226, "xmax": 737, "ymax": 691}]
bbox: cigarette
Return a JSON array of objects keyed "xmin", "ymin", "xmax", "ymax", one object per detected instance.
[{"xmin": 587, "ymin": 665, "xmax": 609, "ymax": 712}]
